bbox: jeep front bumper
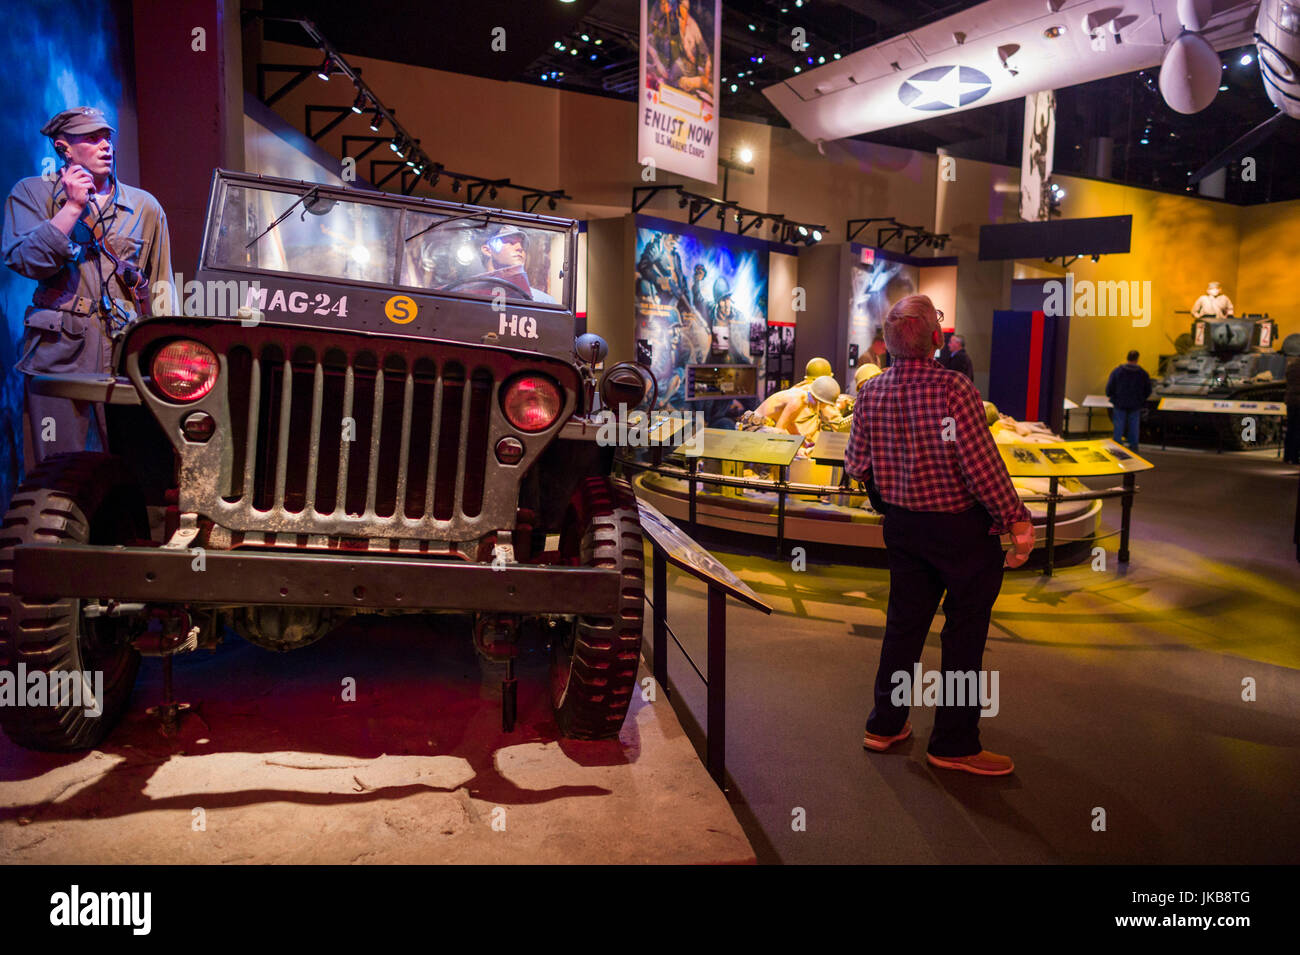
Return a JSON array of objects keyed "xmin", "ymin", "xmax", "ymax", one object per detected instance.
[{"xmin": 13, "ymin": 545, "xmax": 619, "ymax": 613}]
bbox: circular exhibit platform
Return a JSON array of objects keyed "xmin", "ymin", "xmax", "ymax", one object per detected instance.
[{"xmin": 631, "ymin": 469, "xmax": 1102, "ymax": 557}]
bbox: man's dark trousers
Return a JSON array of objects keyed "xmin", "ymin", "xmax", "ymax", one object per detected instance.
[
  {"xmin": 865, "ymin": 505, "xmax": 1006, "ymax": 757},
  {"xmin": 1285, "ymin": 403, "xmax": 1300, "ymax": 464}
]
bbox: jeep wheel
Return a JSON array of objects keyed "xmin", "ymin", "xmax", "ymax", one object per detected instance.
[
  {"xmin": 0, "ymin": 453, "xmax": 149, "ymax": 751},
  {"xmin": 550, "ymin": 476, "xmax": 645, "ymax": 739}
]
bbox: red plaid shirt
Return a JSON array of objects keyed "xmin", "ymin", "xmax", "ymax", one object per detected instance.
[{"xmin": 844, "ymin": 358, "xmax": 1030, "ymax": 535}]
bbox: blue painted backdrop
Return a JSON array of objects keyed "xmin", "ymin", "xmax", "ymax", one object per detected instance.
[{"xmin": 0, "ymin": 0, "xmax": 127, "ymax": 505}]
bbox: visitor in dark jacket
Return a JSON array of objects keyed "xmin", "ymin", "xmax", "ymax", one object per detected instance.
[{"xmin": 1105, "ymin": 350, "xmax": 1153, "ymax": 451}]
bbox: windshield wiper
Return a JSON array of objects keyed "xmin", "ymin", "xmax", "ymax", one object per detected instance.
[
  {"xmin": 245, "ymin": 186, "xmax": 321, "ymax": 249},
  {"xmin": 405, "ymin": 211, "xmax": 491, "ymax": 244}
]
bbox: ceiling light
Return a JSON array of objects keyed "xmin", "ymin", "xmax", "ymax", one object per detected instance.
[
  {"xmin": 1043, "ymin": 25, "xmax": 1067, "ymax": 39},
  {"xmin": 1240, "ymin": 53, "xmax": 1253, "ymax": 66},
  {"xmin": 1219, "ymin": 84, "xmax": 1229, "ymax": 91},
  {"xmin": 738, "ymin": 147, "xmax": 754, "ymax": 162},
  {"xmin": 730, "ymin": 84, "xmax": 738, "ymax": 92},
  {"xmin": 748, "ymin": 24, "xmax": 756, "ymax": 31},
  {"xmin": 580, "ymin": 33, "xmax": 589, "ymax": 41},
  {"xmin": 794, "ymin": 66, "xmax": 801, "ymax": 73}
]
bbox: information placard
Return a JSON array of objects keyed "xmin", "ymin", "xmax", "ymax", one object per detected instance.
[
  {"xmin": 998, "ymin": 438, "xmax": 1154, "ymax": 477},
  {"xmin": 810, "ymin": 430, "xmax": 848, "ymax": 464},
  {"xmin": 1157, "ymin": 397, "xmax": 1286, "ymax": 415},
  {"xmin": 635, "ymin": 499, "xmax": 770, "ymax": 612},
  {"xmin": 680, "ymin": 428, "xmax": 804, "ymax": 466}
]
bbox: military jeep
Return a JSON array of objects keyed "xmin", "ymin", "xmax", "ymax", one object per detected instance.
[{"xmin": 1, "ymin": 170, "xmax": 653, "ymax": 751}]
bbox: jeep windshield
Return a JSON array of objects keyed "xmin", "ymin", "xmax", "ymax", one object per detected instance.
[{"xmin": 203, "ymin": 179, "xmax": 571, "ymax": 310}]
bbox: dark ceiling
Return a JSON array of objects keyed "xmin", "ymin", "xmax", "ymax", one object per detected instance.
[{"xmin": 258, "ymin": 0, "xmax": 1300, "ymax": 204}]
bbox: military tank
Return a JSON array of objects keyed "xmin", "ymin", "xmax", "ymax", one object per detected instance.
[{"xmin": 1149, "ymin": 316, "xmax": 1291, "ymax": 450}]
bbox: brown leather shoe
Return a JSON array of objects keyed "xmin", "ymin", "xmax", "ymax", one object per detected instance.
[
  {"xmin": 863, "ymin": 721, "xmax": 912, "ymax": 752},
  {"xmin": 927, "ymin": 750, "xmax": 1015, "ymax": 776}
]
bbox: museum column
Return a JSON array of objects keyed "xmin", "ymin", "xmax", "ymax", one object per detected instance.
[{"xmin": 132, "ymin": 0, "xmax": 244, "ymax": 275}]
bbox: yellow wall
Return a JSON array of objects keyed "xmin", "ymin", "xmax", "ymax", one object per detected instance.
[
  {"xmin": 1046, "ymin": 174, "xmax": 1243, "ymax": 400},
  {"xmin": 1237, "ymin": 198, "xmax": 1300, "ymax": 324}
]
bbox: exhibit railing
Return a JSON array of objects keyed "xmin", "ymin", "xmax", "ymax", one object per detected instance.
[
  {"xmin": 617, "ymin": 451, "xmax": 1143, "ymax": 578},
  {"xmin": 635, "ymin": 499, "xmax": 772, "ymax": 789}
]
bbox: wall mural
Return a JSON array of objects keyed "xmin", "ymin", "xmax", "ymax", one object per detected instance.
[
  {"xmin": 633, "ymin": 216, "xmax": 767, "ymax": 425},
  {"xmin": 0, "ymin": 0, "xmax": 125, "ymax": 505},
  {"xmin": 848, "ymin": 252, "xmax": 918, "ymax": 374}
]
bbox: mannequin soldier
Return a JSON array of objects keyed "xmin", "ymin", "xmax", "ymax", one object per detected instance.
[
  {"xmin": 1191, "ymin": 281, "xmax": 1234, "ymax": 320},
  {"xmin": 2, "ymin": 106, "xmax": 174, "ymax": 469}
]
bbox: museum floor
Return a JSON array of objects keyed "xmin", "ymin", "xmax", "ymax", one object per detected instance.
[{"xmin": 657, "ymin": 445, "xmax": 1300, "ymax": 864}]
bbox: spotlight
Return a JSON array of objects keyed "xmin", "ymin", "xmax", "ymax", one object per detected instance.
[
  {"xmin": 427, "ymin": 171, "xmax": 440, "ymax": 187},
  {"xmin": 1091, "ymin": 254, "xmax": 1100, "ymax": 262},
  {"xmin": 351, "ymin": 92, "xmax": 366, "ymax": 114},
  {"xmin": 581, "ymin": 33, "xmax": 590, "ymax": 41},
  {"xmin": 738, "ymin": 146, "xmax": 754, "ymax": 163},
  {"xmin": 489, "ymin": 186, "xmax": 498, "ymax": 200},
  {"xmin": 798, "ymin": 225, "xmax": 809, "ymax": 236},
  {"xmin": 771, "ymin": 222, "xmax": 781, "ymax": 236},
  {"xmin": 754, "ymin": 217, "xmax": 764, "ymax": 229},
  {"xmin": 717, "ymin": 207, "xmax": 725, "ymax": 220},
  {"xmin": 368, "ymin": 109, "xmax": 382, "ymax": 131},
  {"xmin": 452, "ymin": 179, "xmax": 461, "ymax": 193},
  {"xmin": 1240, "ymin": 53, "xmax": 1254, "ymax": 66},
  {"xmin": 390, "ymin": 136, "xmax": 403, "ymax": 154},
  {"xmin": 730, "ymin": 84, "xmax": 738, "ymax": 92},
  {"xmin": 548, "ymin": 197, "xmax": 557, "ymax": 210},
  {"xmin": 678, "ymin": 194, "xmax": 689, "ymax": 208},
  {"xmin": 316, "ymin": 56, "xmax": 333, "ymax": 81},
  {"xmin": 812, "ymin": 229, "xmax": 822, "ymax": 241}
]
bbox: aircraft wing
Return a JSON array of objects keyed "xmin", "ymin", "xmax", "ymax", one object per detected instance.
[{"xmin": 762, "ymin": 0, "xmax": 1259, "ymax": 143}]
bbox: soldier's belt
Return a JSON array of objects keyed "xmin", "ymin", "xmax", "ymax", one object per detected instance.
[
  {"xmin": 33, "ymin": 288, "xmax": 134, "ymax": 317},
  {"xmin": 33, "ymin": 288, "xmax": 96, "ymax": 315}
]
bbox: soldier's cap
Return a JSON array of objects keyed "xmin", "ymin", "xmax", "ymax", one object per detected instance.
[
  {"xmin": 41, "ymin": 106, "xmax": 115, "ymax": 139},
  {"xmin": 483, "ymin": 224, "xmax": 526, "ymax": 245}
]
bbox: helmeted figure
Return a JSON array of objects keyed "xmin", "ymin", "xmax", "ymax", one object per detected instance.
[{"xmin": 1192, "ymin": 281, "xmax": 1234, "ymax": 320}]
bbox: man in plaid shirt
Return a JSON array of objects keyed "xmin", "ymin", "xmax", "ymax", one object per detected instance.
[{"xmin": 846, "ymin": 295, "xmax": 1033, "ymax": 776}]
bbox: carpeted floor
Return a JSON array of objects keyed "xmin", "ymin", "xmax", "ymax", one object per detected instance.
[{"xmin": 653, "ymin": 446, "xmax": 1300, "ymax": 864}]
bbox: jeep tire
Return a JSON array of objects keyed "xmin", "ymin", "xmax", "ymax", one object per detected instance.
[
  {"xmin": 550, "ymin": 475, "xmax": 645, "ymax": 739},
  {"xmin": 0, "ymin": 453, "xmax": 148, "ymax": 751}
]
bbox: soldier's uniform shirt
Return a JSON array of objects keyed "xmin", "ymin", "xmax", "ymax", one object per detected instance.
[
  {"xmin": 1192, "ymin": 292, "xmax": 1233, "ymax": 320},
  {"xmin": 3, "ymin": 175, "xmax": 173, "ymax": 465}
]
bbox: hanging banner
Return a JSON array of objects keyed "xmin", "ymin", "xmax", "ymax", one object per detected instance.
[
  {"xmin": 639, "ymin": 0, "xmax": 720, "ymax": 183},
  {"xmin": 1020, "ymin": 89, "xmax": 1056, "ymax": 221}
]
